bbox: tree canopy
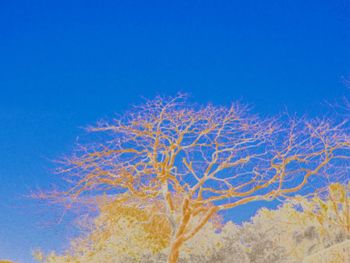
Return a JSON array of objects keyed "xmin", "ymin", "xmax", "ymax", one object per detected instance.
[{"xmin": 48, "ymin": 95, "xmax": 349, "ymax": 262}]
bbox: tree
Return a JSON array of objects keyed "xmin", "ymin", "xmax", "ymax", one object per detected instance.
[{"xmin": 53, "ymin": 94, "xmax": 348, "ymax": 262}]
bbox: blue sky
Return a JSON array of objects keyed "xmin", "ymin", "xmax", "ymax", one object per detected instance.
[{"xmin": 1, "ymin": 1, "xmax": 350, "ymax": 262}]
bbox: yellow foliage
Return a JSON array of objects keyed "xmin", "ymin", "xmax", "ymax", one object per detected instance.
[
  {"xmin": 93, "ymin": 198, "xmax": 172, "ymax": 254},
  {"xmin": 35, "ymin": 182, "xmax": 350, "ymax": 263},
  {"xmin": 34, "ymin": 195, "xmax": 226, "ymax": 263}
]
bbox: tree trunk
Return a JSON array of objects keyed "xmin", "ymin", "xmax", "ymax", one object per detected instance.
[
  {"xmin": 167, "ymin": 239, "xmax": 183, "ymax": 263},
  {"xmin": 167, "ymin": 198, "xmax": 190, "ymax": 263}
]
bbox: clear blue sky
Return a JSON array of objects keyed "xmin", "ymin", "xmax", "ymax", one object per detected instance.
[{"xmin": 1, "ymin": 1, "xmax": 350, "ymax": 262}]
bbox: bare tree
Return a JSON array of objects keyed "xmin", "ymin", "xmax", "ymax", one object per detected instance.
[{"xmin": 53, "ymin": 94, "xmax": 348, "ymax": 263}]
